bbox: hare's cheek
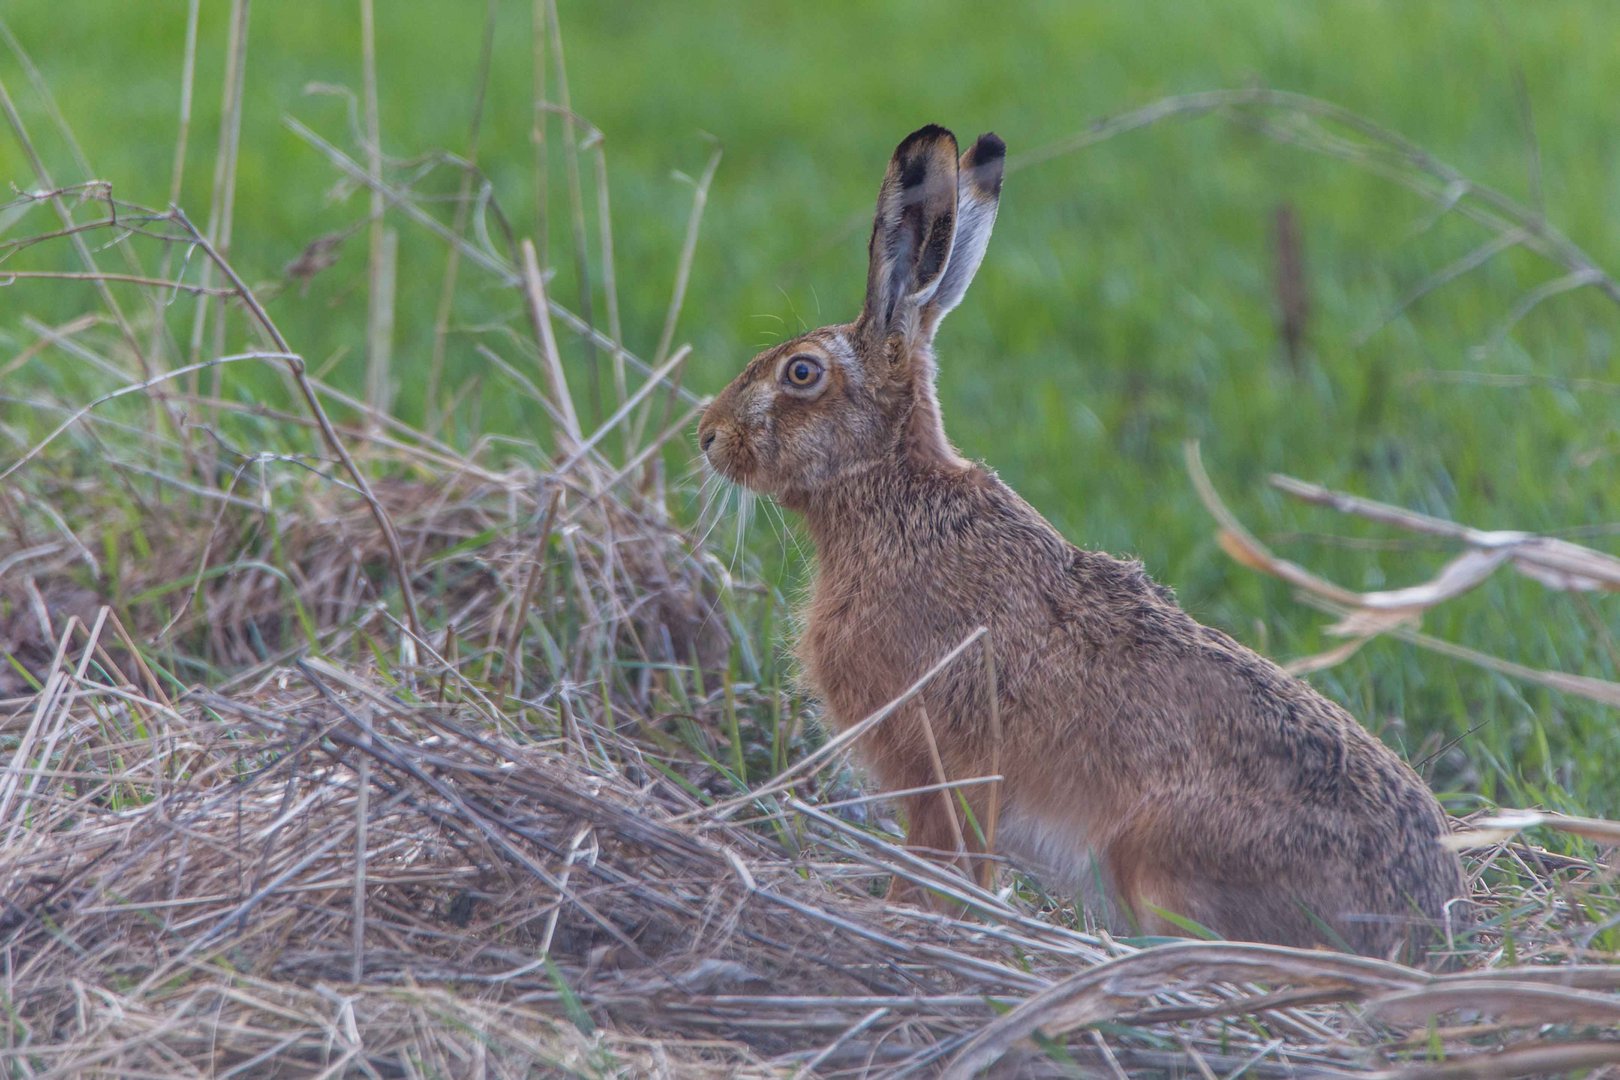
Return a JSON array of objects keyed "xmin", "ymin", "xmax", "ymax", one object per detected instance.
[
  {"xmin": 742, "ymin": 384, "xmax": 774, "ymax": 427},
  {"xmin": 797, "ymin": 439, "xmax": 841, "ymax": 490}
]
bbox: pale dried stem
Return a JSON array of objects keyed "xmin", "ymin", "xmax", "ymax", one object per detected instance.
[
  {"xmin": 0, "ymin": 270, "xmax": 235, "ymax": 294},
  {"xmin": 167, "ymin": 0, "xmax": 201, "ymax": 209},
  {"xmin": 198, "ymin": 0, "xmax": 250, "ymax": 410},
  {"xmin": 542, "ymin": 0, "xmax": 598, "ymax": 414},
  {"xmin": 590, "ymin": 135, "xmax": 627, "ymax": 406},
  {"xmin": 502, "ymin": 486, "xmax": 564, "ymax": 692},
  {"xmin": 693, "ymin": 627, "xmax": 988, "ymax": 823},
  {"xmin": 425, "ymin": 0, "xmax": 499, "ymax": 433},
  {"xmin": 911, "ymin": 703, "xmax": 971, "ymax": 873},
  {"xmin": 519, "ymin": 237, "xmax": 583, "ymax": 459},
  {"xmin": 530, "ymin": 0, "xmax": 549, "ymax": 258},
  {"xmin": 980, "ymin": 636, "xmax": 1003, "ymax": 889},
  {"xmin": 284, "ymin": 117, "xmax": 701, "ymax": 407},
  {"xmin": 633, "ymin": 143, "xmax": 722, "ymax": 467},
  {"xmin": 360, "ymin": 0, "xmax": 393, "ymax": 426}
]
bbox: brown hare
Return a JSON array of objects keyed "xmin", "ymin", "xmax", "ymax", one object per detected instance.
[{"xmin": 697, "ymin": 125, "xmax": 1465, "ymax": 958}]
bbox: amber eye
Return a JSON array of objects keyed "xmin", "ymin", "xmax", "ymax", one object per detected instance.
[{"xmin": 784, "ymin": 355, "xmax": 824, "ymax": 388}]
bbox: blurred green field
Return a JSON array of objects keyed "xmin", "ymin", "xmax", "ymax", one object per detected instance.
[{"xmin": 3, "ymin": 2, "xmax": 1617, "ymax": 814}]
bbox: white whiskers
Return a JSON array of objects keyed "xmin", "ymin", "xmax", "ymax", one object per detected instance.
[{"xmin": 730, "ymin": 488, "xmax": 755, "ymax": 577}]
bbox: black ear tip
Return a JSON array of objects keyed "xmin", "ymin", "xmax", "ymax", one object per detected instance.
[
  {"xmin": 970, "ymin": 132, "xmax": 1007, "ymax": 163},
  {"xmin": 905, "ymin": 123, "xmax": 954, "ymax": 143},
  {"xmin": 963, "ymin": 133, "xmax": 1006, "ymax": 196},
  {"xmin": 895, "ymin": 124, "xmax": 957, "ymax": 159}
]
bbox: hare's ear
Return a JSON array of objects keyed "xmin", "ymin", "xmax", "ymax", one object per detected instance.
[
  {"xmin": 921, "ymin": 133, "xmax": 1004, "ymax": 337},
  {"xmin": 859, "ymin": 125, "xmax": 960, "ymax": 350}
]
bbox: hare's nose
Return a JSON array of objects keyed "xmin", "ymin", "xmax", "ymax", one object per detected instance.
[{"xmin": 700, "ymin": 429, "xmax": 717, "ymax": 451}]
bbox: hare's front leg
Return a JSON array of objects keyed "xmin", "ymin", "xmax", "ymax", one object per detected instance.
[
  {"xmin": 876, "ymin": 706, "xmax": 995, "ymax": 907},
  {"xmin": 885, "ymin": 788, "xmax": 984, "ymax": 907}
]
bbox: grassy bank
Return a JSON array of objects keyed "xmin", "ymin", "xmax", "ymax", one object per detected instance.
[
  {"xmin": 1, "ymin": 3, "xmax": 1619, "ymax": 1074},
  {"xmin": 5, "ymin": 2, "xmax": 1618, "ymax": 814}
]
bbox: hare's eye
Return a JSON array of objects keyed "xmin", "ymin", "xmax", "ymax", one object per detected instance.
[{"xmin": 784, "ymin": 355, "xmax": 824, "ymax": 388}]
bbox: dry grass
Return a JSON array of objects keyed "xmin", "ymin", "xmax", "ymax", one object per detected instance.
[
  {"xmin": 2, "ymin": 12, "xmax": 1619, "ymax": 1076},
  {"xmin": 2, "ymin": 563, "xmax": 1618, "ymax": 1076}
]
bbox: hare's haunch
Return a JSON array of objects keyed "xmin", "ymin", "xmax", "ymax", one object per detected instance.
[{"xmin": 698, "ymin": 125, "xmax": 1465, "ymax": 958}]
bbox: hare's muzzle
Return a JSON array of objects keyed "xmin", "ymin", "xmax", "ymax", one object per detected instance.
[
  {"xmin": 696, "ymin": 411, "xmax": 757, "ymax": 488},
  {"xmin": 696, "ymin": 411, "xmax": 733, "ymax": 476},
  {"xmin": 696, "ymin": 411, "xmax": 720, "ymax": 458}
]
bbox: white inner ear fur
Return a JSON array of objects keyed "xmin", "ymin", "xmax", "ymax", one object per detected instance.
[{"xmin": 927, "ymin": 191, "xmax": 998, "ymax": 322}]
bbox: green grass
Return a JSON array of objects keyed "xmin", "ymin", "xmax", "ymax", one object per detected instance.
[{"xmin": 3, "ymin": 1, "xmax": 1618, "ymax": 815}]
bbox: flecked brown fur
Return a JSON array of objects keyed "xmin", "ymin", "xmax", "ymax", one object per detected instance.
[{"xmin": 697, "ymin": 126, "xmax": 1465, "ymax": 958}]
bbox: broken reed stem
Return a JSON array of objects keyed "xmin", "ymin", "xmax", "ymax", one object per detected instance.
[
  {"xmin": 1184, "ymin": 441, "xmax": 1362, "ymax": 607},
  {"xmin": 1298, "ymin": 592, "xmax": 1620, "ymax": 710},
  {"xmin": 1191, "ymin": 443, "xmax": 1620, "ymax": 705}
]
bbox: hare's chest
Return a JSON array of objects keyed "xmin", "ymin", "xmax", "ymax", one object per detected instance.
[{"xmin": 799, "ymin": 581, "xmax": 920, "ymax": 733}]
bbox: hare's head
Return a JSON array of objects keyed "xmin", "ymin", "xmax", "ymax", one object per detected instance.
[{"xmin": 698, "ymin": 125, "xmax": 1004, "ymax": 508}]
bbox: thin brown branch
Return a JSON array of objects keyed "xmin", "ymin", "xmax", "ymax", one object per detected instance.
[{"xmin": 170, "ymin": 207, "xmax": 424, "ymax": 642}]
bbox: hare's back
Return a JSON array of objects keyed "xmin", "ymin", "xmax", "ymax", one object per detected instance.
[{"xmin": 1045, "ymin": 551, "xmax": 1453, "ymax": 849}]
